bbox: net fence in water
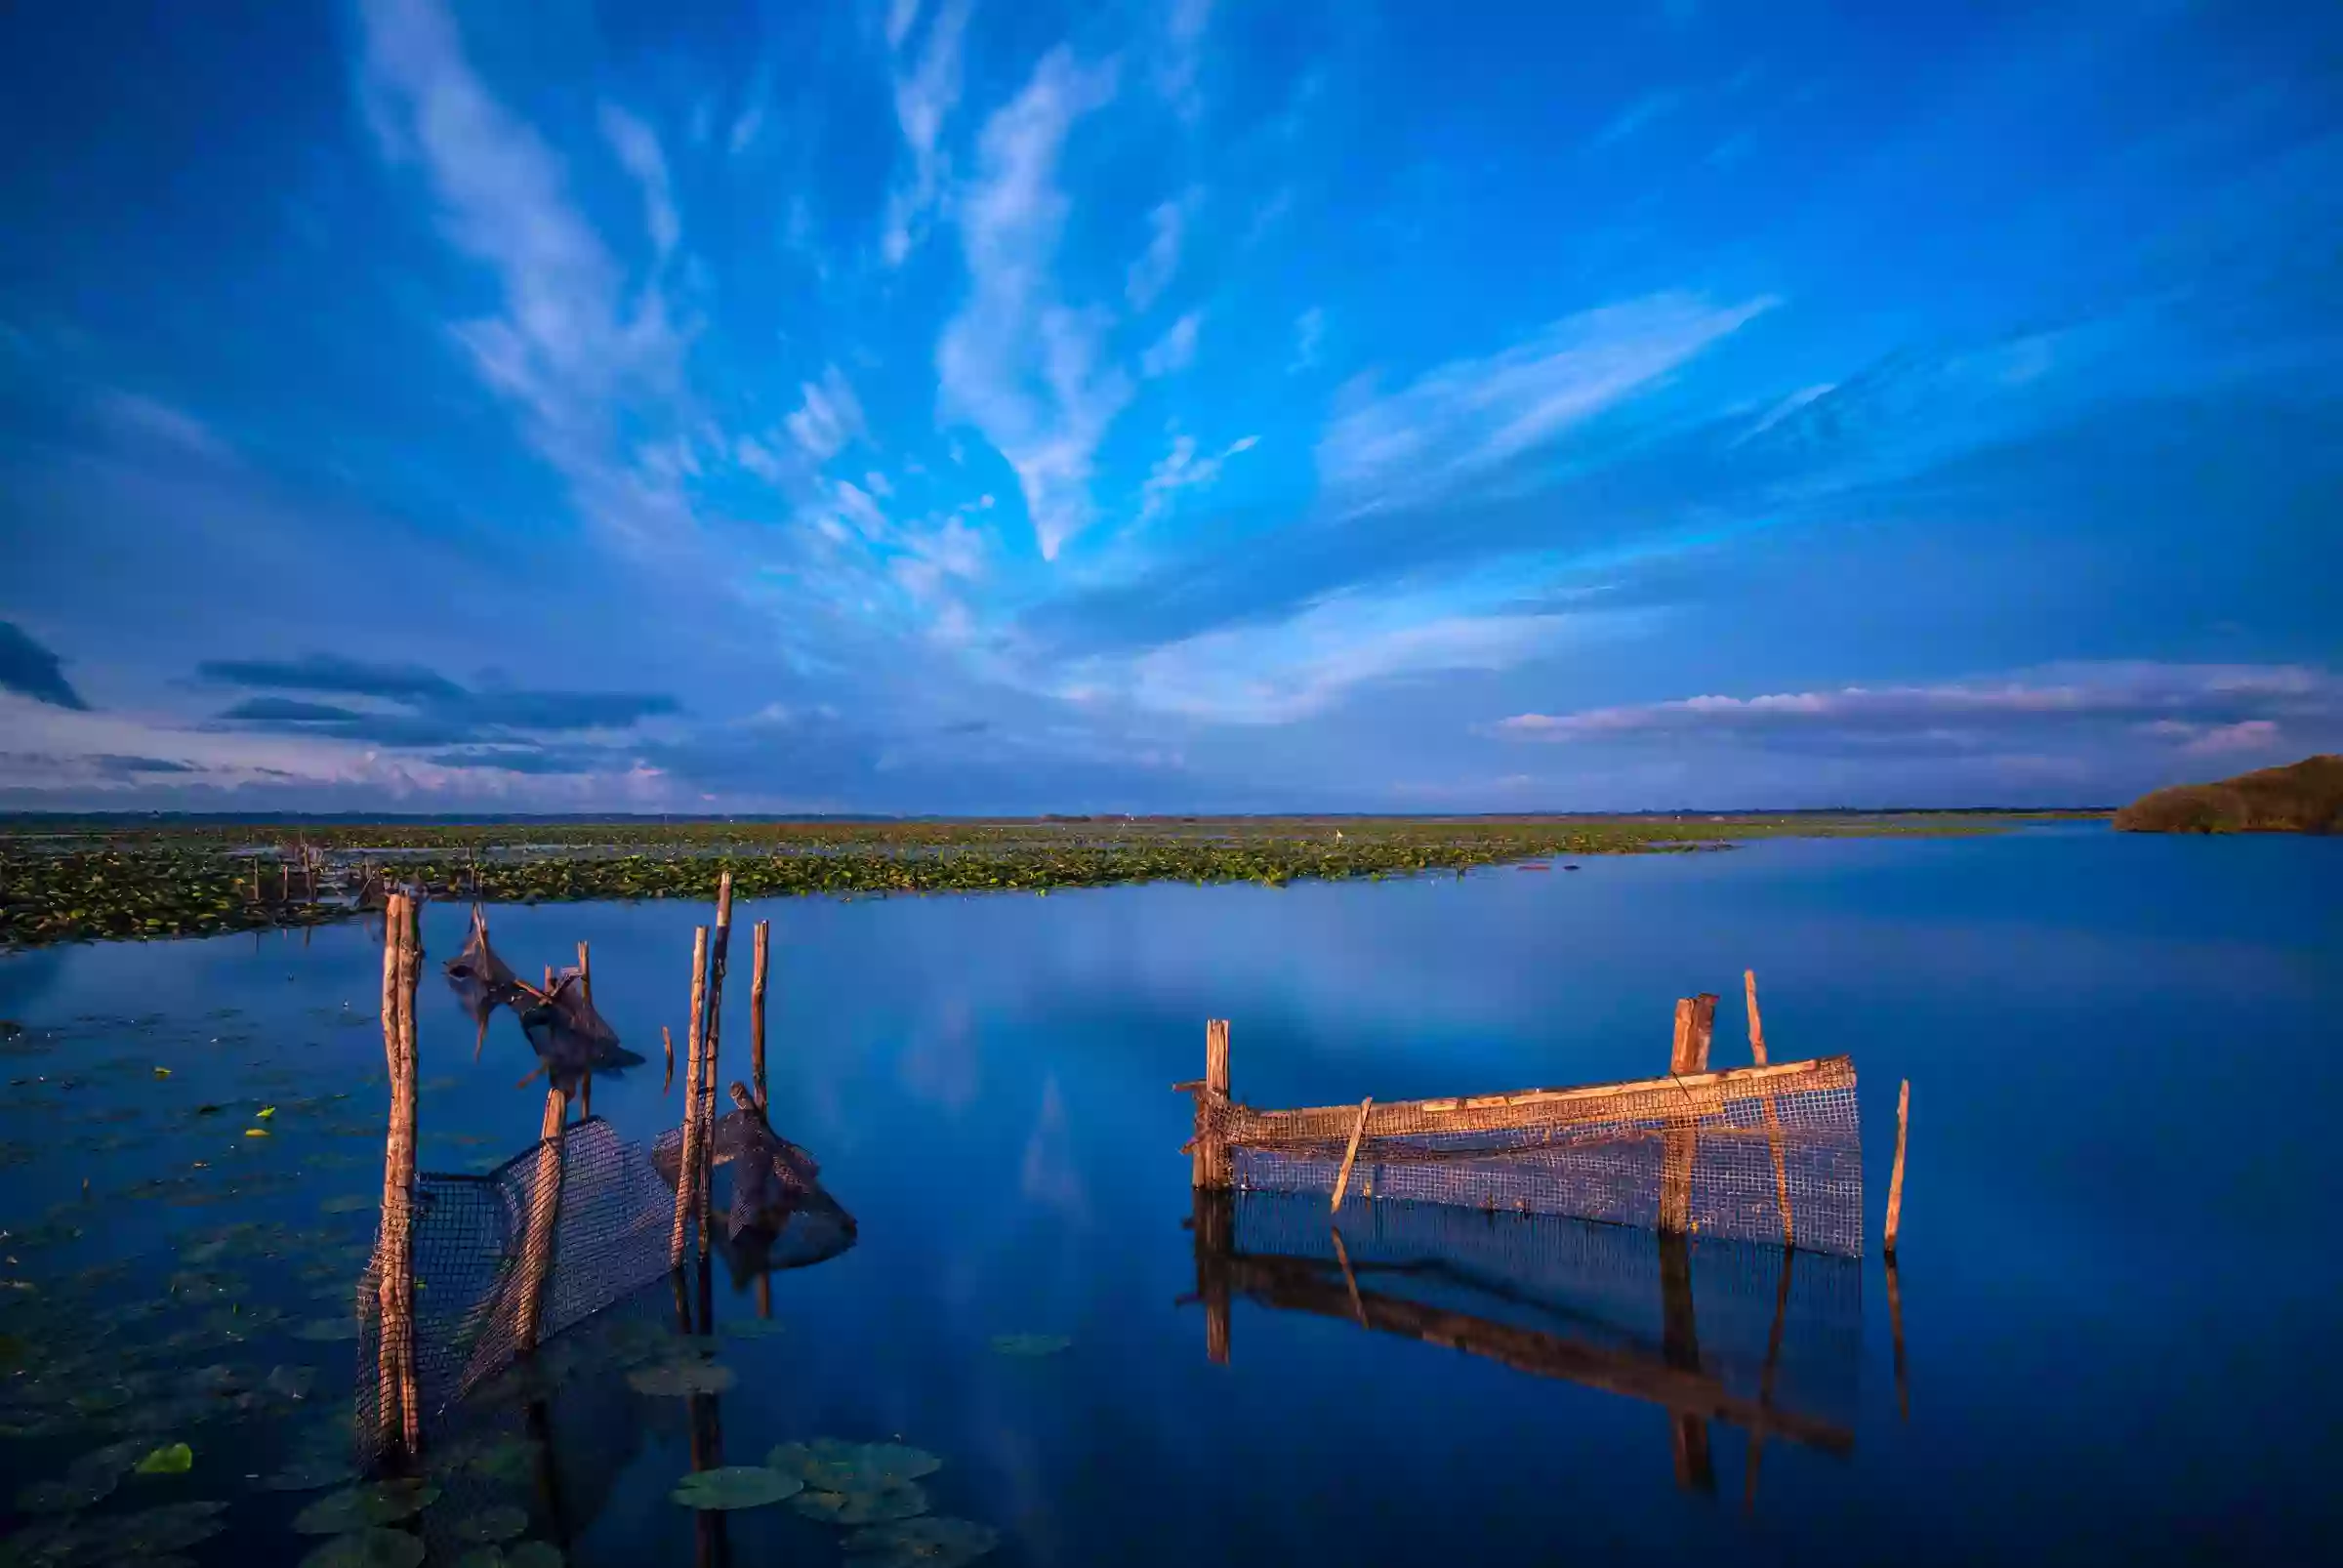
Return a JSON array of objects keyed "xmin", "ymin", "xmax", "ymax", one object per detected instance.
[
  {"xmin": 1197, "ymin": 1192, "xmax": 1861, "ymax": 1454},
  {"xmin": 1199, "ymin": 1055, "xmax": 1865, "ymax": 1258},
  {"xmin": 356, "ymin": 1118, "xmax": 677, "ymax": 1465}
]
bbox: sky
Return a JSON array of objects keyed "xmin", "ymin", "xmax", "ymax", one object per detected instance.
[{"xmin": 2, "ymin": 0, "xmax": 2339, "ymax": 815}]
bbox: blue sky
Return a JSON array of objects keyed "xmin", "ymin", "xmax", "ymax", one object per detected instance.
[{"xmin": 2, "ymin": 0, "xmax": 2338, "ymax": 813}]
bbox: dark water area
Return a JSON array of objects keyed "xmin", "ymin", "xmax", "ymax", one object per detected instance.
[{"xmin": 2, "ymin": 824, "xmax": 2338, "ymax": 1566}]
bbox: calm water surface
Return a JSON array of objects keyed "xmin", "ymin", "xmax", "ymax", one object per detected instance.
[{"xmin": 2, "ymin": 825, "xmax": 2337, "ymax": 1566}]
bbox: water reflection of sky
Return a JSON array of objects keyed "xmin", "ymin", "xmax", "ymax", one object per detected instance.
[{"xmin": 2, "ymin": 825, "xmax": 2337, "ymax": 1565}]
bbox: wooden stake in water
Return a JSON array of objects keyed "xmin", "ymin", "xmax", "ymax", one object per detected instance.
[
  {"xmin": 670, "ymin": 927, "xmax": 711, "ymax": 1268},
  {"xmin": 575, "ymin": 940, "xmax": 594, "ymax": 1120},
  {"xmin": 513, "ymin": 1085, "xmax": 568, "ymax": 1351},
  {"xmin": 1330, "ymin": 1097, "xmax": 1375, "ymax": 1212},
  {"xmin": 1884, "ymin": 1079, "xmax": 1911, "ymax": 1256},
  {"xmin": 696, "ymin": 873, "xmax": 736, "ymax": 1259},
  {"xmin": 750, "ymin": 921, "xmax": 770, "ymax": 1110},
  {"xmin": 374, "ymin": 895, "xmax": 423, "ymax": 1460},
  {"xmin": 1747, "ymin": 970, "xmax": 1794, "ymax": 1246},
  {"xmin": 1660, "ymin": 994, "xmax": 1718, "ymax": 1235},
  {"xmin": 1193, "ymin": 1019, "xmax": 1233, "ymax": 1189}
]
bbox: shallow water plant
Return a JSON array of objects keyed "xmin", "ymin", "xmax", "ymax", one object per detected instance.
[
  {"xmin": 291, "ymin": 1479, "xmax": 441, "ymax": 1534},
  {"xmin": 768, "ymin": 1439, "xmax": 942, "ymax": 1491},
  {"xmin": 843, "ymin": 1516, "xmax": 1000, "ymax": 1568},
  {"xmin": 297, "ymin": 1528, "xmax": 428, "ymax": 1568},
  {"xmin": 791, "ymin": 1481, "xmax": 930, "ymax": 1525},
  {"xmin": 670, "ymin": 1465, "xmax": 804, "ymax": 1510}
]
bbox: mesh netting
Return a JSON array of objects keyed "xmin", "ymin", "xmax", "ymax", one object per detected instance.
[
  {"xmin": 1197, "ymin": 1192, "xmax": 1860, "ymax": 1452},
  {"xmin": 356, "ymin": 1118, "xmax": 677, "ymax": 1465},
  {"xmin": 1198, "ymin": 1056, "xmax": 1865, "ymax": 1258},
  {"xmin": 443, "ymin": 908, "xmax": 520, "ymax": 1046},
  {"xmin": 517, "ymin": 975, "xmax": 642, "ymax": 1095},
  {"xmin": 652, "ymin": 1108, "xmax": 860, "ymax": 1287}
]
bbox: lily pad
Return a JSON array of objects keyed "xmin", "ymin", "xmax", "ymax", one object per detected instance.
[
  {"xmin": 843, "ymin": 1516, "xmax": 1001, "ymax": 1568},
  {"xmin": 87, "ymin": 1499, "xmax": 230, "ymax": 1555},
  {"xmin": 768, "ymin": 1440, "xmax": 942, "ymax": 1491},
  {"xmin": 136, "ymin": 1442, "xmax": 195, "ymax": 1474},
  {"xmin": 790, "ymin": 1481, "xmax": 930, "ymax": 1525},
  {"xmin": 291, "ymin": 1478, "xmax": 441, "ymax": 1533},
  {"xmin": 298, "ymin": 1527, "xmax": 428, "ymax": 1568},
  {"xmin": 447, "ymin": 1505, "xmax": 530, "ymax": 1543},
  {"xmin": 15, "ymin": 1475, "xmax": 115, "ymax": 1513},
  {"xmin": 266, "ymin": 1364, "xmax": 318, "ymax": 1400},
  {"xmin": 453, "ymin": 1544, "xmax": 563, "ymax": 1568},
  {"xmin": 625, "ymin": 1359, "xmax": 735, "ymax": 1397},
  {"xmin": 669, "ymin": 1465, "xmax": 803, "ymax": 1511},
  {"xmin": 989, "ymin": 1334, "xmax": 1071, "ymax": 1357},
  {"xmin": 260, "ymin": 1457, "xmax": 358, "ymax": 1492}
]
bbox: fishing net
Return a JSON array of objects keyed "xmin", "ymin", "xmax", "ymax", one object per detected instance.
[
  {"xmin": 444, "ymin": 909, "xmax": 520, "ymax": 1048},
  {"xmin": 1191, "ymin": 1056, "xmax": 1865, "ymax": 1258},
  {"xmin": 355, "ymin": 1117, "xmax": 677, "ymax": 1466},
  {"xmin": 652, "ymin": 1106, "xmax": 861, "ymax": 1286},
  {"xmin": 1198, "ymin": 1191, "xmax": 1861, "ymax": 1450},
  {"xmin": 516, "ymin": 974, "xmax": 643, "ymax": 1094}
]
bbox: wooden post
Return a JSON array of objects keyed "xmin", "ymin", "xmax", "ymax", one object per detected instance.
[
  {"xmin": 663, "ymin": 1025, "xmax": 676, "ymax": 1096},
  {"xmin": 1329, "ymin": 1097, "xmax": 1374, "ymax": 1212},
  {"xmin": 575, "ymin": 941, "xmax": 594, "ymax": 1120},
  {"xmin": 1747, "ymin": 970, "xmax": 1794, "ymax": 1247},
  {"xmin": 749, "ymin": 921, "xmax": 770, "ymax": 1109},
  {"xmin": 1659, "ymin": 994, "xmax": 1718, "ymax": 1234},
  {"xmin": 1658, "ymin": 1230, "xmax": 1713, "ymax": 1494},
  {"xmin": 513, "ymin": 1085, "xmax": 568, "ymax": 1351},
  {"xmin": 696, "ymin": 873, "xmax": 736, "ymax": 1260},
  {"xmin": 1884, "ymin": 1079, "xmax": 1911, "ymax": 1256},
  {"xmin": 375, "ymin": 895, "xmax": 423, "ymax": 1461},
  {"xmin": 1193, "ymin": 1019, "xmax": 1233, "ymax": 1189},
  {"xmin": 670, "ymin": 927, "xmax": 711, "ymax": 1267},
  {"xmin": 1192, "ymin": 1186, "xmax": 1233, "ymax": 1366},
  {"xmin": 1886, "ymin": 1253, "xmax": 1911, "ymax": 1424},
  {"xmin": 1743, "ymin": 1246, "xmax": 1795, "ymax": 1512}
]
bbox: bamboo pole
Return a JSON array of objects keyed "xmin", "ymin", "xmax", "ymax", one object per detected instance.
[
  {"xmin": 1884, "ymin": 1079, "xmax": 1911, "ymax": 1256},
  {"xmin": 1329, "ymin": 1097, "xmax": 1375, "ymax": 1212},
  {"xmin": 1886, "ymin": 1253, "xmax": 1911, "ymax": 1423},
  {"xmin": 1742, "ymin": 1246, "xmax": 1796, "ymax": 1512},
  {"xmin": 696, "ymin": 874, "xmax": 736, "ymax": 1261},
  {"xmin": 1193, "ymin": 1019, "xmax": 1232, "ymax": 1189},
  {"xmin": 749, "ymin": 921, "xmax": 770, "ymax": 1110},
  {"xmin": 576, "ymin": 940, "xmax": 594, "ymax": 1120},
  {"xmin": 663, "ymin": 1026, "xmax": 676, "ymax": 1096},
  {"xmin": 1193, "ymin": 1187, "xmax": 1233, "ymax": 1365},
  {"xmin": 1658, "ymin": 1229, "xmax": 1713, "ymax": 1494},
  {"xmin": 1747, "ymin": 970, "xmax": 1794, "ymax": 1247},
  {"xmin": 670, "ymin": 927, "xmax": 711, "ymax": 1267},
  {"xmin": 1329, "ymin": 1226, "xmax": 1370, "ymax": 1330}
]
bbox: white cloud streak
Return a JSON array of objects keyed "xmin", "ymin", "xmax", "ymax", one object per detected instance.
[
  {"xmin": 1137, "ymin": 431, "xmax": 1255, "ymax": 522},
  {"xmin": 1139, "ymin": 309, "xmax": 1201, "ymax": 378},
  {"xmin": 597, "ymin": 103, "xmax": 678, "ymax": 265},
  {"xmin": 937, "ymin": 47, "xmax": 1129, "ymax": 561},
  {"xmin": 1126, "ymin": 192, "xmax": 1195, "ymax": 310},
  {"xmin": 883, "ymin": 0, "xmax": 972, "ymax": 266},
  {"xmin": 1317, "ymin": 291, "xmax": 1776, "ymax": 511}
]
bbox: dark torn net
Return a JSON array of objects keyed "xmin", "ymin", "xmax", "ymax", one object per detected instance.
[
  {"xmin": 1202, "ymin": 1057, "xmax": 1866, "ymax": 1258},
  {"xmin": 652, "ymin": 1109, "xmax": 860, "ymax": 1287},
  {"xmin": 1205, "ymin": 1192, "xmax": 1861, "ymax": 1443},
  {"xmin": 356, "ymin": 1118, "xmax": 675, "ymax": 1465}
]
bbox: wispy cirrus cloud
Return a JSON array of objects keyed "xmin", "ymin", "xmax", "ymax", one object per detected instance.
[
  {"xmin": 596, "ymin": 102, "xmax": 678, "ymax": 266},
  {"xmin": 1136, "ymin": 432, "xmax": 1255, "ymax": 524},
  {"xmin": 1317, "ymin": 291, "xmax": 1777, "ymax": 511},
  {"xmin": 1493, "ymin": 663, "xmax": 2342, "ymax": 758},
  {"xmin": 882, "ymin": 0, "xmax": 973, "ymax": 266},
  {"xmin": 936, "ymin": 46, "xmax": 1129, "ymax": 562},
  {"xmin": 1126, "ymin": 190, "xmax": 1198, "ymax": 311}
]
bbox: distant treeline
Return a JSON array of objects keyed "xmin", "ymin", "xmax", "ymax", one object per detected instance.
[
  {"xmin": 2114, "ymin": 755, "xmax": 2343, "ymax": 834},
  {"xmin": 3, "ymin": 805, "xmax": 2116, "ymax": 829}
]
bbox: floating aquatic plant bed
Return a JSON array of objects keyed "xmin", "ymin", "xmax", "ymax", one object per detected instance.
[{"xmin": 0, "ymin": 813, "xmax": 2092, "ymax": 948}]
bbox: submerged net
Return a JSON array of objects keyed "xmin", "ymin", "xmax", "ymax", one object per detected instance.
[
  {"xmin": 359, "ymin": 1110, "xmax": 857, "ymax": 1464},
  {"xmin": 1198, "ymin": 1056, "xmax": 1865, "ymax": 1258},
  {"xmin": 517, "ymin": 974, "xmax": 642, "ymax": 1094},
  {"xmin": 1200, "ymin": 1191, "xmax": 1861, "ymax": 1446},
  {"xmin": 355, "ymin": 1118, "xmax": 680, "ymax": 1465}
]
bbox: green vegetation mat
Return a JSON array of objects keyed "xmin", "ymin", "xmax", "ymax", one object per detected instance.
[{"xmin": 0, "ymin": 813, "xmax": 2099, "ymax": 948}]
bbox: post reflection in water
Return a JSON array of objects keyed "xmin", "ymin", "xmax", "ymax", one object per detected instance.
[{"xmin": 1184, "ymin": 1190, "xmax": 1868, "ymax": 1507}]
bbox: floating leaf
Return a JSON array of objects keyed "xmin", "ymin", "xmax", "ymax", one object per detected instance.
[
  {"xmin": 843, "ymin": 1516, "xmax": 1001, "ymax": 1568},
  {"xmin": 88, "ymin": 1499, "xmax": 230, "ymax": 1555},
  {"xmin": 625, "ymin": 1359, "xmax": 735, "ymax": 1397},
  {"xmin": 768, "ymin": 1440, "xmax": 942, "ymax": 1491},
  {"xmin": 260, "ymin": 1457, "xmax": 356, "ymax": 1492},
  {"xmin": 244, "ymin": 1128, "xmax": 271, "ymax": 1138},
  {"xmin": 290, "ymin": 1479, "xmax": 441, "ymax": 1533},
  {"xmin": 670, "ymin": 1466, "xmax": 803, "ymax": 1511},
  {"xmin": 15, "ymin": 1475, "xmax": 115, "ymax": 1513},
  {"xmin": 136, "ymin": 1442, "xmax": 194, "ymax": 1474},
  {"xmin": 448, "ymin": 1505, "xmax": 530, "ymax": 1543},
  {"xmin": 989, "ymin": 1334, "xmax": 1071, "ymax": 1358},
  {"xmin": 154, "ymin": 1067, "xmax": 172, "ymax": 1079},
  {"xmin": 265, "ymin": 1364, "xmax": 317, "ymax": 1400},
  {"xmin": 790, "ymin": 1482, "xmax": 930, "ymax": 1525},
  {"xmin": 455, "ymin": 1544, "xmax": 563, "ymax": 1568},
  {"xmin": 298, "ymin": 1527, "xmax": 427, "ymax": 1568}
]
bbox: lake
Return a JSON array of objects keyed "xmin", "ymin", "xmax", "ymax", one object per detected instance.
[{"xmin": 3, "ymin": 823, "xmax": 2337, "ymax": 1567}]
